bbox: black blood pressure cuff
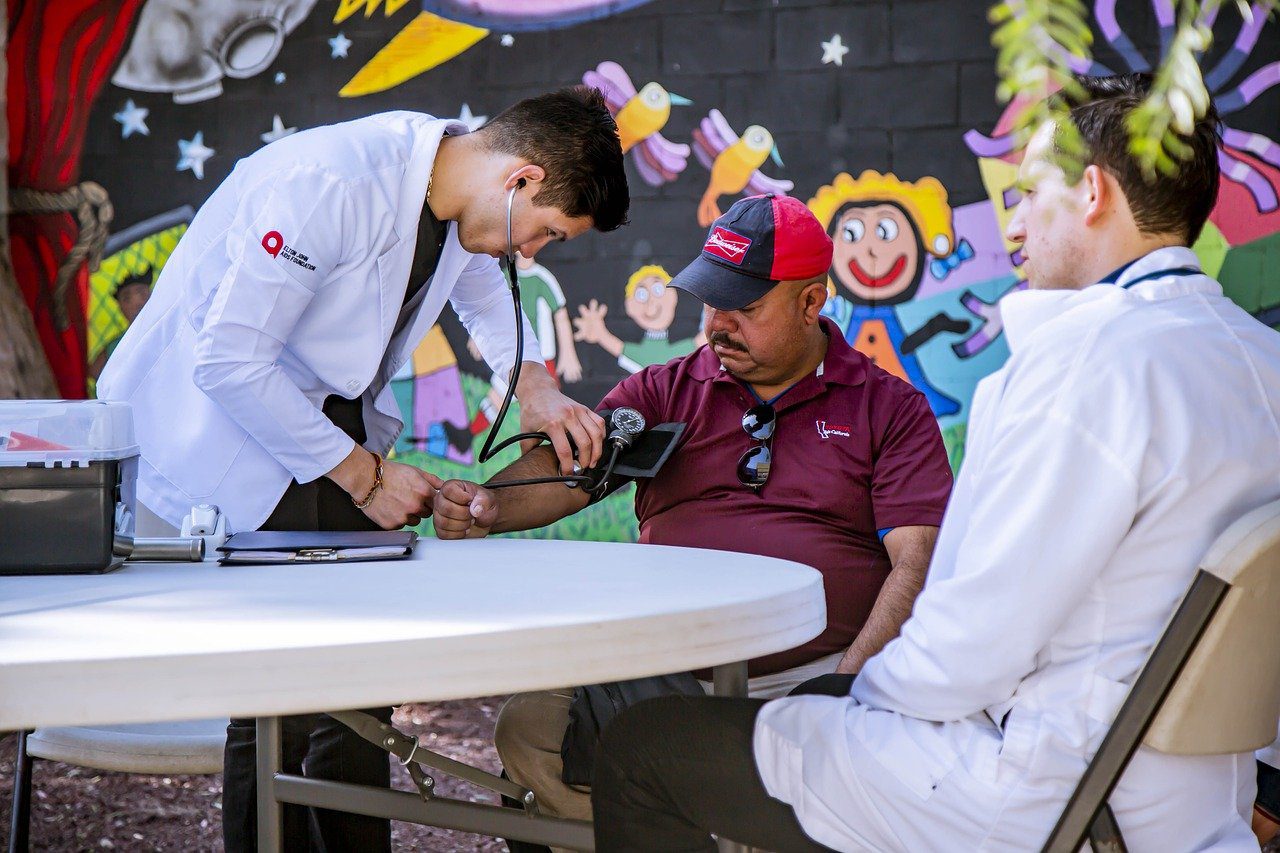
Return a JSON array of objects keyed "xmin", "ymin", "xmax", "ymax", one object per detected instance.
[{"xmin": 581, "ymin": 419, "xmax": 686, "ymax": 505}]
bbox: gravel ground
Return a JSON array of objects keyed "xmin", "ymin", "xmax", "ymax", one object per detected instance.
[{"xmin": 0, "ymin": 700, "xmax": 511, "ymax": 852}]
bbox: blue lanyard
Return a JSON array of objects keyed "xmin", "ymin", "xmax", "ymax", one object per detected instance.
[
  {"xmin": 1116, "ymin": 266, "xmax": 1200, "ymax": 289},
  {"xmin": 1099, "ymin": 258, "xmax": 1200, "ymax": 289}
]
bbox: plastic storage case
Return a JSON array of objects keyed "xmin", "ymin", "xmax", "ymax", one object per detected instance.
[{"xmin": 0, "ymin": 400, "xmax": 138, "ymax": 574}]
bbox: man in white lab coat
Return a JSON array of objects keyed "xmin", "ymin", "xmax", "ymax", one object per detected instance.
[
  {"xmin": 99, "ymin": 86, "xmax": 628, "ymax": 852},
  {"xmin": 589, "ymin": 74, "xmax": 1280, "ymax": 852}
]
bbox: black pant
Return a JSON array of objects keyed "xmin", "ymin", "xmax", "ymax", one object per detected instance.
[
  {"xmin": 222, "ymin": 396, "xmax": 394, "ymax": 853},
  {"xmin": 591, "ymin": 695, "xmax": 835, "ymax": 852},
  {"xmin": 1259, "ymin": 760, "xmax": 1280, "ymax": 825}
]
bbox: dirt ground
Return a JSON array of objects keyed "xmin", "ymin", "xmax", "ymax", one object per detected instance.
[
  {"xmin": 0, "ymin": 700, "xmax": 512, "ymax": 852},
  {"xmin": 4, "ymin": 711, "xmax": 1279, "ymax": 853}
]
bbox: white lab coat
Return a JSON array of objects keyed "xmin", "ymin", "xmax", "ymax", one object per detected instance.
[
  {"xmin": 99, "ymin": 112, "xmax": 540, "ymax": 531},
  {"xmin": 754, "ymin": 248, "xmax": 1280, "ymax": 851}
]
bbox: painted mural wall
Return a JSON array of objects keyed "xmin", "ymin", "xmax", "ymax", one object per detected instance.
[{"xmin": 12, "ymin": 0, "xmax": 1279, "ymax": 541}]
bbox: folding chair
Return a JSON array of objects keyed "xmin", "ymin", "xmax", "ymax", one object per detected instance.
[
  {"xmin": 8, "ymin": 719, "xmax": 227, "ymax": 852},
  {"xmin": 1043, "ymin": 499, "xmax": 1280, "ymax": 853}
]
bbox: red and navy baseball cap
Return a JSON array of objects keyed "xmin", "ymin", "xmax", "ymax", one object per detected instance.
[{"xmin": 670, "ymin": 194, "xmax": 834, "ymax": 311}]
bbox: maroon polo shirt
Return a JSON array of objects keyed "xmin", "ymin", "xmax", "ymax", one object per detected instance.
[{"xmin": 598, "ymin": 318, "xmax": 952, "ymax": 676}]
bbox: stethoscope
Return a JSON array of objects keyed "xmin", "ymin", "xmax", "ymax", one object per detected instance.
[{"xmin": 477, "ymin": 182, "xmax": 643, "ymax": 496}]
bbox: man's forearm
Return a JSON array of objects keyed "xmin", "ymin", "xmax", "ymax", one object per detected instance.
[
  {"xmin": 837, "ymin": 558, "xmax": 927, "ymax": 674},
  {"xmin": 486, "ymin": 445, "xmax": 591, "ymax": 532},
  {"xmin": 514, "ymin": 358, "xmax": 556, "ymax": 398}
]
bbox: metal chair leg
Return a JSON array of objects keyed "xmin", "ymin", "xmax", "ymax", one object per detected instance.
[
  {"xmin": 8, "ymin": 730, "xmax": 33, "ymax": 853},
  {"xmin": 1088, "ymin": 802, "xmax": 1128, "ymax": 853}
]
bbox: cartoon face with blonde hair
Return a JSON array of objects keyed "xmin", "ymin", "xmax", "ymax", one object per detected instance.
[
  {"xmin": 810, "ymin": 172, "xmax": 955, "ymax": 305},
  {"xmin": 624, "ymin": 264, "xmax": 677, "ymax": 332}
]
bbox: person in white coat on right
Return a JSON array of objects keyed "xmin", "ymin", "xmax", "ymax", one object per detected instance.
[{"xmin": 589, "ymin": 73, "xmax": 1280, "ymax": 852}]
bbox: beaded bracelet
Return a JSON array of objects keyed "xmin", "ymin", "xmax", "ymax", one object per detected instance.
[{"xmin": 353, "ymin": 453, "xmax": 384, "ymax": 509}]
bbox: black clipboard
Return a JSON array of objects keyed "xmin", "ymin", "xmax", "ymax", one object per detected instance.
[{"xmin": 217, "ymin": 530, "xmax": 418, "ymax": 564}]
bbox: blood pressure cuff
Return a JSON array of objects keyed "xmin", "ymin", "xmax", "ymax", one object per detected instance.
[{"xmin": 582, "ymin": 416, "xmax": 685, "ymax": 504}]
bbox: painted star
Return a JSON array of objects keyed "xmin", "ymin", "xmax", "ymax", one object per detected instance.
[
  {"xmin": 177, "ymin": 132, "xmax": 214, "ymax": 180},
  {"xmin": 329, "ymin": 32, "xmax": 352, "ymax": 58},
  {"xmin": 114, "ymin": 99, "xmax": 150, "ymax": 139},
  {"xmin": 455, "ymin": 103, "xmax": 487, "ymax": 132},
  {"xmin": 261, "ymin": 114, "xmax": 298, "ymax": 145},
  {"xmin": 274, "ymin": 71, "xmax": 287, "ymax": 84},
  {"xmin": 500, "ymin": 33, "xmax": 514, "ymax": 47},
  {"xmin": 821, "ymin": 34, "xmax": 849, "ymax": 67}
]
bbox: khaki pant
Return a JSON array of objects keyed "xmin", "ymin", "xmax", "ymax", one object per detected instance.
[{"xmin": 494, "ymin": 653, "xmax": 842, "ymax": 850}]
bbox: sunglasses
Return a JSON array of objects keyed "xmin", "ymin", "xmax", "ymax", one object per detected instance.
[{"xmin": 737, "ymin": 403, "xmax": 776, "ymax": 490}]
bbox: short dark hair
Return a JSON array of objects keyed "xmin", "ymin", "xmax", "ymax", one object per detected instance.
[
  {"xmin": 1055, "ymin": 73, "xmax": 1221, "ymax": 245},
  {"xmin": 481, "ymin": 86, "xmax": 629, "ymax": 232},
  {"xmin": 113, "ymin": 266, "xmax": 152, "ymax": 300}
]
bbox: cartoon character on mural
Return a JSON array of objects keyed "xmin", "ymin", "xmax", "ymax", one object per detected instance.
[
  {"xmin": 573, "ymin": 265, "xmax": 703, "ymax": 373},
  {"xmin": 583, "ymin": 61, "xmax": 692, "ymax": 187},
  {"xmin": 90, "ymin": 268, "xmax": 153, "ymax": 380},
  {"xmin": 692, "ymin": 110, "xmax": 793, "ymax": 227},
  {"xmin": 112, "ymin": 0, "xmax": 321, "ymax": 103},
  {"xmin": 810, "ymin": 171, "xmax": 973, "ymax": 418},
  {"xmin": 391, "ymin": 325, "xmax": 474, "ymax": 461},
  {"xmin": 87, "ymin": 207, "xmax": 194, "ymax": 395},
  {"xmin": 467, "ymin": 254, "xmax": 582, "ymax": 436}
]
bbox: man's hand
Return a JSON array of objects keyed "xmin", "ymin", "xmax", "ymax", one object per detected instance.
[
  {"xmin": 432, "ymin": 480, "xmax": 499, "ymax": 539},
  {"xmin": 328, "ymin": 445, "xmax": 441, "ymax": 529},
  {"xmin": 515, "ymin": 364, "xmax": 604, "ymax": 474},
  {"xmin": 362, "ymin": 460, "xmax": 442, "ymax": 529}
]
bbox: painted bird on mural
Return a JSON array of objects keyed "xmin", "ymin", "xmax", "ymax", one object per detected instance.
[
  {"xmin": 693, "ymin": 109, "xmax": 793, "ymax": 227},
  {"xmin": 583, "ymin": 61, "xmax": 692, "ymax": 187}
]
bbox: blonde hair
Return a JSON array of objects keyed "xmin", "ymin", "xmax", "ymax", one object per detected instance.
[
  {"xmin": 807, "ymin": 171, "xmax": 955, "ymax": 258},
  {"xmin": 625, "ymin": 264, "xmax": 672, "ymax": 298}
]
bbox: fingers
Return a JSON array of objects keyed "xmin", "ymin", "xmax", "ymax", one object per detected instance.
[
  {"xmin": 468, "ymin": 489, "xmax": 499, "ymax": 531},
  {"xmin": 431, "ymin": 479, "xmax": 480, "ymax": 539},
  {"xmin": 544, "ymin": 426, "xmax": 576, "ymax": 476},
  {"xmin": 571, "ymin": 407, "xmax": 605, "ymax": 469}
]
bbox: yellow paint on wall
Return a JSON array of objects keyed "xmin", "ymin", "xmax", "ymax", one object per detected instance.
[
  {"xmin": 411, "ymin": 324, "xmax": 458, "ymax": 376},
  {"xmin": 339, "ymin": 12, "xmax": 488, "ymax": 97},
  {"xmin": 333, "ymin": 0, "xmax": 412, "ymax": 25}
]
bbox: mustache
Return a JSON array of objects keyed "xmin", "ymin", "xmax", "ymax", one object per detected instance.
[{"xmin": 708, "ymin": 332, "xmax": 745, "ymax": 352}]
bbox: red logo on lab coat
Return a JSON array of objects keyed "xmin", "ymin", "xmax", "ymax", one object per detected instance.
[{"xmin": 261, "ymin": 231, "xmax": 284, "ymax": 257}]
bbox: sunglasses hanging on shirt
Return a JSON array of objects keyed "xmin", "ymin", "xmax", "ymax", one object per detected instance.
[{"xmin": 737, "ymin": 403, "xmax": 776, "ymax": 490}]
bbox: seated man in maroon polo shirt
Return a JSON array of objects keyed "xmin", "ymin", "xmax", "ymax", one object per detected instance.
[{"xmin": 432, "ymin": 194, "xmax": 953, "ymax": 836}]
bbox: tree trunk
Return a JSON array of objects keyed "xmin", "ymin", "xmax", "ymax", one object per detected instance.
[{"xmin": 0, "ymin": 0, "xmax": 58, "ymax": 399}]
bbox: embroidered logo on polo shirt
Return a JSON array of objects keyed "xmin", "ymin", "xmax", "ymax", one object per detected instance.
[
  {"xmin": 704, "ymin": 227, "xmax": 751, "ymax": 265},
  {"xmin": 816, "ymin": 420, "xmax": 850, "ymax": 439}
]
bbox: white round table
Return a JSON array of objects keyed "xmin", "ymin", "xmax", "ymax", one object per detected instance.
[{"xmin": 0, "ymin": 538, "xmax": 825, "ymax": 851}]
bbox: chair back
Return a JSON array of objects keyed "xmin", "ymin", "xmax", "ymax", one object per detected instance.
[{"xmin": 1145, "ymin": 499, "xmax": 1280, "ymax": 755}]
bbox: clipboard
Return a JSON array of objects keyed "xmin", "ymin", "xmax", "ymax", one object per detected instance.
[{"xmin": 217, "ymin": 530, "xmax": 419, "ymax": 564}]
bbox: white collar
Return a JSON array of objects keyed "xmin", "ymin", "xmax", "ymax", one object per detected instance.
[{"xmin": 999, "ymin": 246, "xmax": 1220, "ymax": 353}]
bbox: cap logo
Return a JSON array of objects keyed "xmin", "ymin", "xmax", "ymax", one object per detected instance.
[{"xmin": 704, "ymin": 226, "xmax": 751, "ymax": 265}]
